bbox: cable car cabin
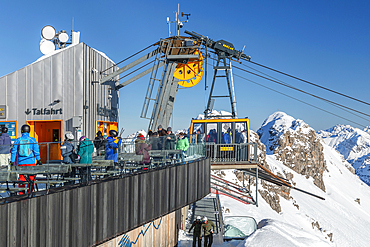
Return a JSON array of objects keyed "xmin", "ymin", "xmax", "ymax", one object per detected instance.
[{"xmin": 189, "ymin": 118, "xmax": 258, "ymax": 169}]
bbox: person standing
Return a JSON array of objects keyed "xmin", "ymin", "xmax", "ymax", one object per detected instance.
[
  {"xmin": 105, "ymin": 130, "xmax": 122, "ymax": 164},
  {"xmin": 135, "ymin": 133, "xmax": 152, "ymax": 164},
  {"xmin": 149, "ymin": 132, "xmax": 161, "ymax": 150},
  {"xmin": 189, "ymin": 216, "xmax": 203, "ymax": 247},
  {"xmin": 61, "ymin": 133, "xmax": 77, "ymax": 185},
  {"xmin": 196, "ymin": 129, "xmax": 204, "ymax": 144},
  {"xmin": 10, "ymin": 124, "xmax": 42, "ymax": 195},
  {"xmin": 77, "ymin": 136, "xmax": 94, "ymax": 183},
  {"xmin": 165, "ymin": 127, "xmax": 176, "ymax": 150},
  {"xmin": 61, "ymin": 133, "xmax": 76, "ymax": 164},
  {"xmin": 201, "ymin": 216, "xmax": 216, "ymax": 247},
  {"xmin": 94, "ymin": 131, "xmax": 106, "ymax": 156},
  {"xmin": 176, "ymin": 132, "xmax": 189, "ymax": 162},
  {"xmin": 78, "ymin": 136, "xmax": 94, "ymax": 164},
  {"xmin": 240, "ymin": 129, "xmax": 248, "ymax": 143},
  {"xmin": 0, "ymin": 127, "xmax": 12, "ymax": 168},
  {"xmin": 157, "ymin": 125, "xmax": 167, "ymax": 137},
  {"xmin": 224, "ymin": 128, "xmax": 233, "ymax": 144},
  {"xmin": 157, "ymin": 125, "xmax": 166, "ymax": 150}
]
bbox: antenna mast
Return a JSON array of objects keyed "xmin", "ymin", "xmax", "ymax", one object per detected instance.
[{"xmin": 166, "ymin": 4, "xmax": 190, "ymax": 37}]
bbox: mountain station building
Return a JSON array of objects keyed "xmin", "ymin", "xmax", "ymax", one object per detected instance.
[{"xmin": 0, "ymin": 42, "xmax": 119, "ymax": 161}]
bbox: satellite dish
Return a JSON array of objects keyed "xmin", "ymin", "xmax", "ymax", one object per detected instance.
[
  {"xmin": 40, "ymin": 39, "xmax": 55, "ymax": 55},
  {"xmin": 58, "ymin": 31, "xmax": 69, "ymax": 43},
  {"xmin": 41, "ymin": 25, "xmax": 56, "ymax": 40}
]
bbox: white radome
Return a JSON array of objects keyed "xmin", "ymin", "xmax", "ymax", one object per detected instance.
[
  {"xmin": 41, "ymin": 25, "xmax": 56, "ymax": 40},
  {"xmin": 58, "ymin": 32, "xmax": 69, "ymax": 43},
  {"xmin": 40, "ymin": 39, "xmax": 55, "ymax": 55}
]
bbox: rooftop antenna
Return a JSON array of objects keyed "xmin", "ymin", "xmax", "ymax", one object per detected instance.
[
  {"xmin": 39, "ymin": 24, "xmax": 79, "ymax": 55},
  {"xmin": 166, "ymin": 4, "xmax": 190, "ymax": 37}
]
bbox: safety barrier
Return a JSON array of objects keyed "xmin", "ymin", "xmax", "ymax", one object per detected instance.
[
  {"xmin": 0, "ymin": 136, "xmax": 206, "ymax": 199},
  {"xmin": 206, "ymin": 142, "xmax": 258, "ymax": 164},
  {"xmin": 0, "ymin": 158, "xmax": 211, "ymax": 247}
]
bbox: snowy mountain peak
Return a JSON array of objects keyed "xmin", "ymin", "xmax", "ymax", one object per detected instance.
[
  {"xmin": 318, "ymin": 124, "xmax": 370, "ymax": 186},
  {"xmin": 257, "ymin": 111, "xmax": 327, "ymax": 192},
  {"xmin": 195, "ymin": 110, "xmax": 234, "ymax": 120},
  {"xmin": 317, "ymin": 124, "xmax": 370, "ymax": 138},
  {"xmin": 257, "ymin": 111, "xmax": 313, "ymax": 154}
]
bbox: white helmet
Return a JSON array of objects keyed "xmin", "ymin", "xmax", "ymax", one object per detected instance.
[
  {"xmin": 203, "ymin": 216, "xmax": 208, "ymax": 221},
  {"xmin": 196, "ymin": 216, "xmax": 201, "ymax": 220},
  {"xmin": 65, "ymin": 133, "xmax": 74, "ymax": 141}
]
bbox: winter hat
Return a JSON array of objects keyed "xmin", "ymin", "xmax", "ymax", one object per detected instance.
[
  {"xmin": 137, "ymin": 133, "xmax": 145, "ymax": 140},
  {"xmin": 79, "ymin": 136, "xmax": 86, "ymax": 142},
  {"xmin": 158, "ymin": 125, "xmax": 163, "ymax": 129},
  {"xmin": 167, "ymin": 127, "xmax": 172, "ymax": 132}
]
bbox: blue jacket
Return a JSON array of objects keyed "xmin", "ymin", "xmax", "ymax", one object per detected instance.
[
  {"xmin": 11, "ymin": 133, "xmax": 41, "ymax": 165},
  {"xmin": 0, "ymin": 133, "xmax": 11, "ymax": 154},
  {"xmin": 105, "ymin": 137, "xmax": 122, "ymax": 163},
  {"xmin": 224, "ymin": 132, "xmax": 233, "ymax": 144},
  {"xmin": 61, "ymin": 141, "xmax": 75, "ymax": 164}
]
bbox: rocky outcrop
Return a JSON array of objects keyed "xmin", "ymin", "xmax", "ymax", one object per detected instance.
[
  {"xmin": 318, "ymin": 124, "xmax": 370, "ymax": 186},
  {"xmin": 273, "ymin": 128, "xmax": 327, "ymax": 192},
  {"xmin": 257, "ymin": 112, "xmax": 328, "ymax": 192}
]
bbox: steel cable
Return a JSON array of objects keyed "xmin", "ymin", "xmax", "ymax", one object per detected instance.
[
  {"xmin": 233, "ymin": 65, "xmax": 370, "ymax": 119},
  {"xmin": 245, "ymin": 60, "xmax": 370, "ymax": 106}
]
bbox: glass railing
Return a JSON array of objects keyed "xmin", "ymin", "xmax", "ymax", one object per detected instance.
[{"xmin": 0, "ymin": 135, "xmax": 206, "ymax": 198}]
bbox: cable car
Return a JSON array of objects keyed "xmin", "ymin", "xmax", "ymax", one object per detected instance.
[{"xmin": 189, "ymin": 118, "xmax": 255, "ymax": 168}]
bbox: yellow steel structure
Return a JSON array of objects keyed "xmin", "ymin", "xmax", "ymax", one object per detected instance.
[{"xmin": 174, "ymin": 50, "xmax": 203, "ymax": 88}]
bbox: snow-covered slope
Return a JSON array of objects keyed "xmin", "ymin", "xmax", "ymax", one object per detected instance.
[
  {"xmin": 318, "ymin": 124, "xmax": 370, "ymax": 186},
  {"xmin": 210, "ymin": 112, "xmax": 370, "ymax": 246}
]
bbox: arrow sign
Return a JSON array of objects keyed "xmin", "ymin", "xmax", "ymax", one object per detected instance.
[{"xmin": 25, "ymin": 109, "xmax": 31, "ymax": 115}]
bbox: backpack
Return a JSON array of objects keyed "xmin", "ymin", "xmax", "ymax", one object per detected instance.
[{"xmin": 18, "ymin": 137, "xmax": 32, "ymax": 157}]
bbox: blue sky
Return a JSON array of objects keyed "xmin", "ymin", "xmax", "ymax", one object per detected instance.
[{"xmin": 1, "ymin": 1, "xmax": 370, "ymax": 134}]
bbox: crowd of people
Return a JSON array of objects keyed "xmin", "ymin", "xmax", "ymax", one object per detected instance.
[
  {"xmin": 0, "ymin": 123, "xmax": 206, "ymax": 192},
  {"xmin": 189, "ymin": 216, "xmax": 216, "ymax": 247},
  {"xmin": 1, "ymin": 123, "xmax": 248, "ymax": 176},
  {"xmin": 205, "ymin": 128, "xmax": 248, "ymax": 144}
]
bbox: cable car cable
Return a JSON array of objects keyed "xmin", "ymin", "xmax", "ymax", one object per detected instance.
[
  {"xmin": 206, "ymin": 56, "xmax": 370, "ymax": 120},
  {"xmin": 235, "ymin": 63, "xmax": 370, "ymax": 122},
  {"xmin": 244, "ymin": 60, "xmax": 370, "ymax": 107},
  {"xmin": 233, "ymin": 73, "xmax": 368, "ymax": 128},
  {"xmin": 234, "ymin": 65, "xmax": 370, "ymax": 119}
]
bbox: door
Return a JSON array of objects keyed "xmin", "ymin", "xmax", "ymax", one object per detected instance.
[
  {"xmin": 96, "ymin": 121, "xmax": 117, "ymax": 138},
  {"xmin": 27, "ymin": 120, "xmax": 62, "ymax": 163}
]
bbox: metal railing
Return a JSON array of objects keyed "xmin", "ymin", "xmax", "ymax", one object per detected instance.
[
  {"xmin": 0, "ymin": 136, "xmax": 206, "ymax": 198},
  {"xmin": 205, "ymin": 142, "xmax": 258, "ymax": 164}
]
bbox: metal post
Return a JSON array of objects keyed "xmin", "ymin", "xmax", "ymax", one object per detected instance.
[
  {"xmin": 229, "ymin": 60, "xmax": 237, "ymax": 117},
  {"xmin": 47, "ymin": 143, "xmax": 50, "ymax": 190},
  {"xmin": 256, "ymin": 166, "xmax": 258, "ymax": 207},
  {"xmin": 242, "ymin": 171, "xmax": 245, "ymax": 188},
  {"xmin": 254, "ymin": 143, "xmax": 258, "ymax": 162}
]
